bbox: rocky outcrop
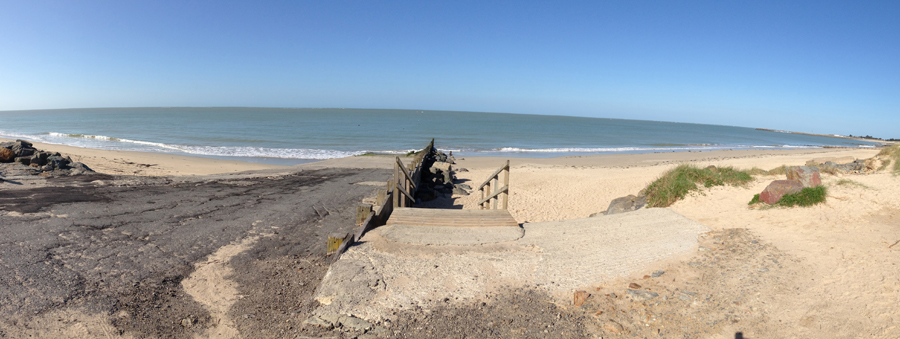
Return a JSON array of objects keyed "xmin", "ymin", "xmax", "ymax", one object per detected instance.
[
  {"xmin": 0, "ymin": 139, "xmax": 94, "ymax": 176},
  {"xmin": 415, "ymin": 148, "xmax": 466, "ymax": 202},
  {"xmin": 759, "ymin": 180, "xmax": 803, "ymax": 205},
  {"xmin": 785, "ymin": 166, "xmax": 821, "ymax": 188}
]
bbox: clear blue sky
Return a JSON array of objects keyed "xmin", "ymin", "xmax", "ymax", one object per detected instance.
[{"xmin": 1, "ymin": 1, "xmax": 897, "ymax": 138}]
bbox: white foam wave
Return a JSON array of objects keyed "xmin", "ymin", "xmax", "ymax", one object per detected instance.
[{"xmin": 3, "ymin": 131, "xmax": 364, "ymax": 159}]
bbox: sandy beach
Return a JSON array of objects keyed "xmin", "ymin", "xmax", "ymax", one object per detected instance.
[{"xmin": 2, "ymin": 140, "xmax": 897, "ymax": 338}]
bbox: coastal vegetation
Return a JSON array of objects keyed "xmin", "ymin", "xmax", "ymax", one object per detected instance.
[
  {"xmin": 877, "ymin": 144, "xmax": 900, "ymax": 175},
  {"xmin": 748, "ymin": 186, "xmax": 827, "ymax": 207},
  {"xmin": 644, "ymin": 165, "xmax": 754, "ymax": 207}
]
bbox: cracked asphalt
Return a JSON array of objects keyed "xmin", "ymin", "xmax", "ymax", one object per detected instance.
[{"xmin": 0, "ymin": 167, "xmax": 390, "ymax": 338}]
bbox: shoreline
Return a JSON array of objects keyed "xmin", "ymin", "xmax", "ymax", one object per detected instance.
[{"xmin": 1, "ymin": 136, "xmax": 884, "ymax": 177}]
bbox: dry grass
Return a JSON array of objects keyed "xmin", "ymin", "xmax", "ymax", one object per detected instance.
[{"xmin": 878, "ymin": 145, "xmax": 900, "ymax": 175}]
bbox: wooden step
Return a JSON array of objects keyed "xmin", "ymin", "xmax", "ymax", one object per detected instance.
[{"xmin": 386, "ymin": 207, "xmax": 519, "ymax": 228}]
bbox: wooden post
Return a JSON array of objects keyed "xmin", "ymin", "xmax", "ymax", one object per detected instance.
[
  {"xmin": 491, "ymin": 177, "xmax": 499, "ymax": 209},
  {"xmin": 393, "ymin": 159, "xmax": 400, "ymax": 208},
  {"xmin": 356, "ymin": 204, "xmax": 372, "ymax": 226},
  {"xmin": 501, "ymin": 160, "xmax": 509, "ymax": 209},
  {"xmin": 484, "ymin": 181, "xmax": 491, "ymax": 209},
  {"xmin": 376, "ymin": 189, "xmax": 386, "ymax": 207}
]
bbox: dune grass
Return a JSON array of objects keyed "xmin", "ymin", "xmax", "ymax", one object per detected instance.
[
  {"xmin": 776, "ymin": 186, "xmax": 827, "ymax": 207},
  {"xmin": 749, "ymin": 186, "xmax": 828, "ymax": 207},
  {"xmin": 644, "ymin": 165, "xmax": 754, "ymax": 207},
  {"xmin": 877, "ymin": 144, "xmax": 900, "ymax": 175}
]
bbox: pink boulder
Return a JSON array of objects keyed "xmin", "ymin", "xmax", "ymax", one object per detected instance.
[
  {"xmin": 760, "ymin": 180, "xmax": 803, "ymax": 205},
  {"xmin": 786, "ymin": 166, "xmax": 821, "ymax": 188}
]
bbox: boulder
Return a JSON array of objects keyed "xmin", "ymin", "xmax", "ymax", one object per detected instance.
[
  {"xmin": 11, "ymin": 140, "xmax": 35, "ymax": 157},
  {"xmin": 14, "ymin": 157, "xmax": 31, "ymax": 166},
  {"xmin": 29, "ymin": 152, "xmax": 49, "ymax": 166},
  {"xmin": 605, "ymin": 194, "xmax": 648, "ymax": 215},
  {"xmin": 785, "ymin": 166, "xmax": 821, "ymax": 187},
  {"xmin": 46, "ymin": 155, "xmax": 70, "ymax": 169},
  {"xmin": 0, "ymin": 148, "xmax": 14, "ymax": 162},
  {"xmin": 759, "ymin": 180, "xmax": 803, "ymax": 205}
]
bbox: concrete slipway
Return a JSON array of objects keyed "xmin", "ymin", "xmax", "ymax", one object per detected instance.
[{"xmin": 308, "ymin": 208, "xmax": 710, "ymax": 326}]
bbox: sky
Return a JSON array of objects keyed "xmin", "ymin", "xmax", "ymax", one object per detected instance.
[{"xmin": 1, "ymin": 1, "xmax": 897, "ymax": 138}]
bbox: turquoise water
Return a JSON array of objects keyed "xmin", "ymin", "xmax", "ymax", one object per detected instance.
[{"xmin": 0, "ymin": 108, "xmax": 877, "ymax": 164}]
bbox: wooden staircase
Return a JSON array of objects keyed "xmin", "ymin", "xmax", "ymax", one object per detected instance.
[{"xmin": 386, "ymin": 207, "xmax": 518, "ymax": 228}]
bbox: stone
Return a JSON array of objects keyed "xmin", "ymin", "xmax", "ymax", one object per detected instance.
[
  {"xmin": 589, "ymin": 211, "xmax": 606, "ymax": 217},
  {"xmin": 626, "ymin": 289, "xmax": 659, "ymax": 301},
  {"xmin": 651, "ymin": 270, "xmax": 665, "ymax": 278},
  {"xmin": 46, "ymin": 155, "xmax": 70, "ymax": 169},
  {"xmin": 14, "ymin": 157, "xmax": 31, "ymax": 166},
  {"xmin": 30, "ymin": 152, "xmax": 49, "ymax": 166},
  {"xmin": 628, "ymin": 282, "xmax": 642, "ymax": 289},
  {"xmin": 180, "ymin": 317, "xmax": 193, "ymax": 327},
  {"xmin": 0, "ymin": 148, "xmax": 14, "ymax": 162},
  {"xmin": 338, "ymin": 315, "xmax": 372, "ymax": 331},
  {"xmin": 605, "ymin": 194, "xmax": 647, "ymax": 215},
  {"xmin": 759, "ymin": 180, "xmax": 803, "ymax": 204},
  {"xmin": 785, "ymin": 166, "xmax": 821, "ymax": 187},
  {"xmin": 573, "ymin": 290, "xmax": 590, "ymax": 307}
]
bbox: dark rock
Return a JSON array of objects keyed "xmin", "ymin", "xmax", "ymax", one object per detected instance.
[
  {"xmin": 457, "ymin": 167, "xmax": 468, "ymax": 172},
  {"xmin": 11, "ymin": 140, "xmax": 35, "ymax": 157},
  {"xmin": 29, "ymin": 152, "xmax": 49, "ymax": 166},
  {"xmin": 786, "ymin": 166, "xmax": 821, "ymax": 187},
  {"xmin": 46, "ymin": 155, "xmax": 70, "ymax": 169},
  {"xmin": 589, "ymin": 211, "xmax": 606, "ymax": 217},
  {"xmin": 605, "ymin": 194, "xmax": 647, "ymax": 215},
  {"xmin": 0, "ymin": 148, "xmax": 14, "ymax": 162},
  {"xmin": 759, "ymin": 180, "xmax": 803, "ymax": 204},
  {"xmin": 651, "ymin": 270, "xmax": 665, "ymax": 278},
  {"xmin": 14, "ymin": 157, "xmax": 31, "ymax": 165}
]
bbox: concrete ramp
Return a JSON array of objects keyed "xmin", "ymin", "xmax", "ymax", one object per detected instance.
[{"xmin": 308, "ymin": 208, "xmax": 710, "ymax": 326}]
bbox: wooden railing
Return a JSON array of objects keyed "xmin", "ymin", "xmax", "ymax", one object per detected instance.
[
  {"xmin": 330, "ymin": 139, "xmax": 433, "ymax": 261},
  {"xmin": 477, "ymin": 160, "xmax": 509, "ymax": 210}
]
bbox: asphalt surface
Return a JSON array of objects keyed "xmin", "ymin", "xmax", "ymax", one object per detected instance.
[{"xmin": 0, "ymin": 167, "xmax": 390, "ymax": 338}]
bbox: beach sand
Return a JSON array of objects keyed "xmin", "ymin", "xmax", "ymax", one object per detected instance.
[
  {"xmin": 440, "ymin": 147, "xmax": 898, "ymax": 338},
  {"xmin": 2, "ymin": 140, "xmax": 897, "ymax": 338}
]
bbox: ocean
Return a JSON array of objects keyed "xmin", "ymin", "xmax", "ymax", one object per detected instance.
[{"xmin": 0, "ymin": 108, "xmax": 878, "ymax": 165}]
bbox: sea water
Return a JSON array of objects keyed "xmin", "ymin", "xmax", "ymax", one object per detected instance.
[{"xmin": 0, "ymin": 108, "xmax": 877, "ymax": 165}]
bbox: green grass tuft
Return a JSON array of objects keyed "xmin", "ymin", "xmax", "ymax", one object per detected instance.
[
  {"xmin": 748, "ymin": 194, "xmax": 761, "ymax": 205},
  {"xmin": 775, "ymin": 186, "xmax": 827, "ymax": 207},
  {"xmin": 644, "ymin": 165, "xmax": 755, "ymax": 207}
]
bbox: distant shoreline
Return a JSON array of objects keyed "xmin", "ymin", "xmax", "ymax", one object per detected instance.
[{"xmin": 756, "ymin": 128, "xmax": 896, "ymax": 145}]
